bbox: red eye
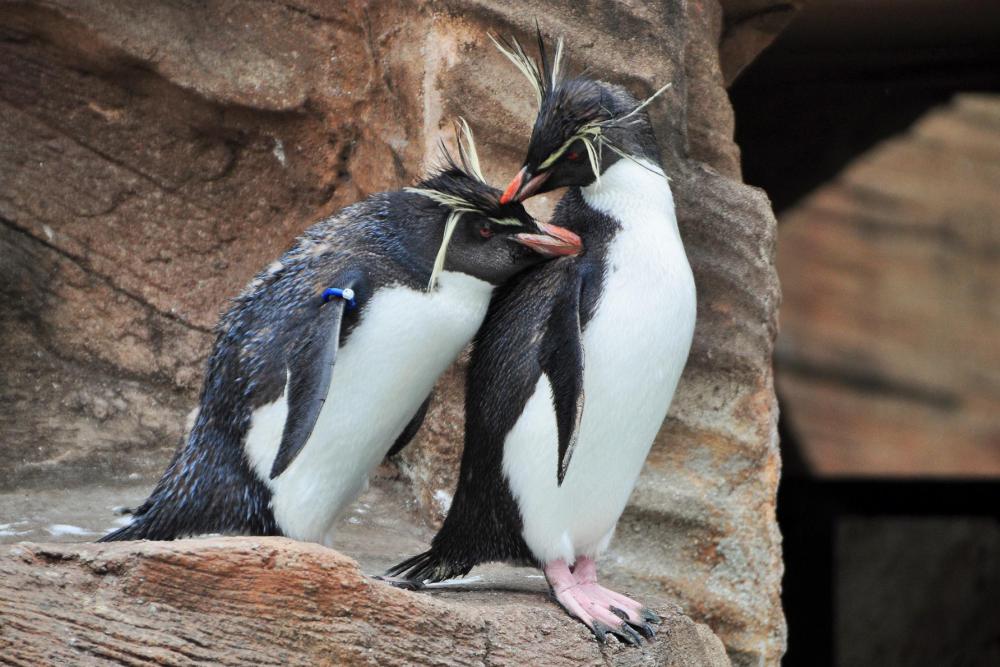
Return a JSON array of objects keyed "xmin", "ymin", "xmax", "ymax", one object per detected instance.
[
  {"xmin": 566, "ymin": 151, "xmax": 580, "ymax": 161},
  {"xmin": 479, "ymin": 225, "xmax": 493, "ymax": 239}
]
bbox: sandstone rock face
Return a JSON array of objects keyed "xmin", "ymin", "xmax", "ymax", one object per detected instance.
[
  {"xmin": 0, "ymin": 1, "xmax": 789, "ymax": 664},
  {"xmin": 777, "ymin": 93, "xmax": 1000, "ymax": 476},
  {"xmin": 0, "ymin": 538, "xmax": 731, "ymax": 666}
]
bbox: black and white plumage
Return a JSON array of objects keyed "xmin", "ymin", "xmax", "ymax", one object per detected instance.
[
  {"xmin": 388, "ymin": 38, "xmax": 695, "ymax": 645},
  {"xmin": 100, "ymin": 130, "xmax": 582, "ymax": 545}
]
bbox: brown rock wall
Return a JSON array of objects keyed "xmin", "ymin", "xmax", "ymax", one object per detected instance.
[
  {"xmin": 0, "ymin": 1, "xmax": 793, "ymax": 663},
  {"xmin": 777, "ymin": 94, "xmax": 1000, "ymax": 476}
]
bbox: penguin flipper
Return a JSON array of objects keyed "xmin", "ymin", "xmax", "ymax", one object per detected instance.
[
  {"xmin": 269, "ymin": 274, "xmax": 362, "ymax": 479},
  {"xmin": 541, "ymin": 274, "xmax": 586, "ymax": 486},
  {"xmin": 385, "ymin": 394, "xmax": 432, "ymax": 459}
]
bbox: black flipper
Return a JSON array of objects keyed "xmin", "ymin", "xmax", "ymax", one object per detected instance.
[
  {"xmin": 269, "ymin": 275, "xmax": 361, "ymax": 479},
  {"xmin": 385, "ymin": 394, "xmax": 432, "ymax": 459},
  {"xmin": 540, "ymin": 274, "xmax": 585, "ymax": 486}
]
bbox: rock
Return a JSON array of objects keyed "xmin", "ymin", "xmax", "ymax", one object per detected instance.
[
  {"xmin": 0, "ymin": 537, "xmax": 731, "ymax": 666},
  {"xmin": 0, "ymin": 1, "xmax": 792, "ymax": 663},
  {"xmin": 777, "ymin": 93, "xmax": 1000, "ymax": 475},
  {"xmin": 718, "ymin": 1, "xmax": 806, "ymax": 85}
]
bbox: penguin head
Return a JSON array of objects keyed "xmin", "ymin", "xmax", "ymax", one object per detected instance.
[
  {"xmin": 409, "ymin": 120, "xmax": 583, "ymax": 290},
  {"xmin": 493, "ymin": 33, "xmax": 667, "ymax": 203}
]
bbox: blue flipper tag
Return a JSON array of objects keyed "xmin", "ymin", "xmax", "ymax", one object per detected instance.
[{"xmin": 322, "ymin": 287, "xmax": 357, "ymax": 309}]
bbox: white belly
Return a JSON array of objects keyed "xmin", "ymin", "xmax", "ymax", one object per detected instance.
[
  {"xmin": 503, "ymin": 160, "xmax": 697, "ymax": 565},
  {"xmin": 244, "ymin": 271, "xmax": 493, "ymax": 544}
]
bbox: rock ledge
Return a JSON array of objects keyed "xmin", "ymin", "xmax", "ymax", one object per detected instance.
[{"xmin": 0, "ymin": 537, "xmax": 730, "ymax": 666}]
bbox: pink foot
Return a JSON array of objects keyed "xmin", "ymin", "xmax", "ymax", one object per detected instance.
[
  {"xmin": 544, "ymin": 559, "xmax": 657, "ymax": 645},
  {"xmin": 572, "ymin": 556, "xmax": 662, "ymax": 629}
]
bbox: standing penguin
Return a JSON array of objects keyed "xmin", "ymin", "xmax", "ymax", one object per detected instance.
[
  {"xmin": 100, "ymin": 123, "xmax": 582, "ymax": 545},
  {"xmin": 387, "ymin": 38, "xmax": 696, "ymax": 645}
]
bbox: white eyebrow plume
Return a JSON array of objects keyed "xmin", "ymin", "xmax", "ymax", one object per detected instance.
[
  {"xmin": 550, "ymin": 37, "xmax": 564, "ymax": 89},
  {"xmin": 489, "ymin": 32, "xmax": 567, "ymax": 108},
  {"xmin": 455, "ymin": 117, "xmax": 485, "ymax": 183},
  {"xmin": 490, "ymin": 33, "xmax": 544, "ymax": 107}
]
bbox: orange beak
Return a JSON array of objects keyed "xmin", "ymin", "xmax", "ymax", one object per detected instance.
[
  {"xmin": 514, "ymin": 221, "xmax": 582, "ymax": 257},
  {"xmin": 500, "ymin": 167, "xmax": 551, "ymax": 204}
]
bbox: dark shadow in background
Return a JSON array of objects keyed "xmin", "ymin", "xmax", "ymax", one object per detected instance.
[
  {"xmin": 732, "ymin": 0, "xmax": 1000, "ymax": 216},
  {"xmin": 729, "ymin": 2, "xmax": 1000, "ymax": 665}
]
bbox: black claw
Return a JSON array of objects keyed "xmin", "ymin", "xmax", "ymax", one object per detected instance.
[
  {"xmin": 636, "ymin": 622, "xmax": 657, "ymax": 640},
  {"xmin": 642, "ymin": 608, "xmax": 662, "ymax": 624},
  {"xmin": 614, "ymin": 622, "xmax": 643, "ymax": 646},
  {"xmin": 591, "ymin": 621, "xmax": 611, "ymax": 643},
  {"xmin": 609, "ymin": 605, "xmax": 656, "ymax": 640}
]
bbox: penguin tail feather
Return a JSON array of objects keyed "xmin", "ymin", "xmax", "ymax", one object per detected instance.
[
  {"xmin": 97, "ymin": 521, "xmax": 144, "ymax": 542},
  {"xmin": 97, "ymin": 503, "xmax": 176, "ymax": 542},
  {"xmin": 384, "ymin": 549, "xmax": 469, "ymax": 586}
]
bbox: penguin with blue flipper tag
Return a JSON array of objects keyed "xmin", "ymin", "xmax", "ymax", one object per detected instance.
[
  {"xmin": 99, "ymin": 121, "xmax": 582, "ymax": 545},
  {"xmin": 387, "ymin": 35, "xmax": 696, "ymax": 646}
]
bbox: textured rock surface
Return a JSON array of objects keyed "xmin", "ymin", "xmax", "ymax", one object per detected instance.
[
  {"xmin": 0, "ymin": 1, "xmax": 790, "ymax": 663},
  {"xmin": 0, "ymin": 537, "xmax": 731, "ymax": 666},
  {"xmin": 777, "ymin": 93, "xmax": 1000, "ymax": 475}
]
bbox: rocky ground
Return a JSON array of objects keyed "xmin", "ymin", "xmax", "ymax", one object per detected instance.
[
  {"xmin": 1, "ymin": 538, "xmax": 732, "ymax": 666},
  {"xmin": 0, "ymin": 476, "xmax": 731, "ymax": 666}
]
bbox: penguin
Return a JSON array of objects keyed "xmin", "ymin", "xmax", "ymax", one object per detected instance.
[
  {"xmin": 386, "ymin": 37, "xmax": 696, "ymax": 646},
  {"xmin": 99, "ymin": 122, "xmax": 582, "ymax": 545}
]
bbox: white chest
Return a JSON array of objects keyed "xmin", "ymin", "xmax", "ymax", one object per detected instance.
[
  {"xmin": 244, "ymin": 271, "xmax": 493, "ymax": 544},
  {"xmin": 503, "ymin": 160, "xmax": 697, "ymax": 564}
]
